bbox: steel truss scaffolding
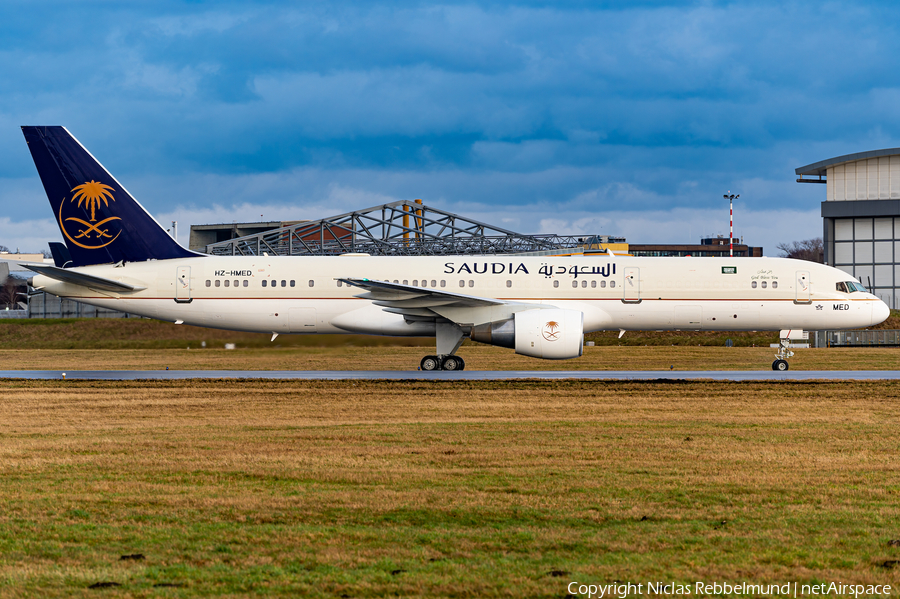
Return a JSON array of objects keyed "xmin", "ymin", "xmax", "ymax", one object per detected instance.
[{"xmin": 204, "ymin": 200, "xmax": 594, "ymax": 257}]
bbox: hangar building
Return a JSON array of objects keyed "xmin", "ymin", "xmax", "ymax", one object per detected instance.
[{"xmin": 797, "ymin": 149, "xmax": 900, "ymax": 309}]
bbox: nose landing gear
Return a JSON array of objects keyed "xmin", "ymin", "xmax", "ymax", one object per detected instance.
[{"xmin": 772, "ymin": 329, "xmax": 807, "ymax": 371}]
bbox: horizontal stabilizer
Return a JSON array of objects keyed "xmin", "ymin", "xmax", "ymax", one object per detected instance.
[
  {"xmin": 23, "ymin": 263, "xmax": 145, "ymax": 292},
  {"xmin": 49, "ymin": 242, "xmax": 73, "ymax": 268}
]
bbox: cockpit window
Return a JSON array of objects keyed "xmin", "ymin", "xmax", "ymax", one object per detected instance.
[{"xmin": 837, "ymin": 281, "xmax": 867, "ymax": 293}]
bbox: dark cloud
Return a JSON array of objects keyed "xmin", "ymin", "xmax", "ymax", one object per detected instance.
[{"xmin": 2, "ymin": 0, "xmax": 900, "ymax": 252}]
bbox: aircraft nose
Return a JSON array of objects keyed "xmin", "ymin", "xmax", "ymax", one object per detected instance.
[{"xmin": 872, "ymin": 298, "xmax": 890, "ymax": 325}]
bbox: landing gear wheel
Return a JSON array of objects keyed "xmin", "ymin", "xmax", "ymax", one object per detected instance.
[
  {"xmin": 420, "ymin": 355, "xmax": 441, "ymax": 371},
  {"xmin": 772, "ymin": 359, "xmax": 789, "ymax": 371},
  {"xmin": 441, "ymin": 355, "xmax": 462, "ymax": 371}
]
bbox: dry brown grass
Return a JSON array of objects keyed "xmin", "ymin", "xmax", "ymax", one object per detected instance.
[
  {"xmin": 0, "ymin": 380, "xmax": 899, "ymax": 597},
  {"xmin": 2, "ymin": 311, "xmax": 898, "ymax": 352},
  {"xmin": 0, "ymin": 344, "xmax": 897, "ymax": 371}
]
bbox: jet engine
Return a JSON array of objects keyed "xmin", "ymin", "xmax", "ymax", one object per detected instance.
[{"xmin": 469, "ymin": 308, "xmax": 584, "ymax": 359}]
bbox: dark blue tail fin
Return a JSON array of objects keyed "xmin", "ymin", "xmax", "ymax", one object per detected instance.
[{"xmin": 22, "ymin": 126, "xmax": 200, "ymax": 266}]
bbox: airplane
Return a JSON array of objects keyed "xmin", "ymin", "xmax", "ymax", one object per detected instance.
[{"xmin": 20, "ymin": 126, "xmax": 890, "ymax": 371}]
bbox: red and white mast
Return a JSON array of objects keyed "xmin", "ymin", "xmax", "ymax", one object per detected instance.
[{"xmin": 723, "ymin": 191, "xmax": 739, "ymax": 257}]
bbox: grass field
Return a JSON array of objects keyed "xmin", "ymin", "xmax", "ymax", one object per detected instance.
[
  {"xmin": 0, "ymin": 310, "xmax": 897, "ymax": 351},
  {"xmin": 0, "ymin": 315, "xmax": 898, "ymax": 372},
  {"xmin": 0, "ymin": 312, "xmax": 900, "ymax": 372},
  {"xmin": 1, "ymin": 344, "xmax": 899, "ymax": 372},
  {"xmin": 1, "ymin": 379, "xmax": 899, "ymax": 597},
  {"xmin": 0, "ymin": 344, "xmax": 900, "ymax": 372}
]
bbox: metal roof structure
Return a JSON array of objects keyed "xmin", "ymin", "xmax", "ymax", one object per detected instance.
[
  {"xmin": 796, "ymin": 148, "xmax": 900, "ymax": 178},
  {"xmin": 203, "ymin": 199, "xmax": 616, "ymax": 257}
]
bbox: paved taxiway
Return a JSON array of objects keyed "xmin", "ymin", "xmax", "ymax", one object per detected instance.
[{"xmin": 1, "ymin": 370, "xmax": 898, "ymax": 381}]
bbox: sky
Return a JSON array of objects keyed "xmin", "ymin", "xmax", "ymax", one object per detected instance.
[{"xmin": 2, "ymin": 0, "xmax": 900, "ymax": 255}]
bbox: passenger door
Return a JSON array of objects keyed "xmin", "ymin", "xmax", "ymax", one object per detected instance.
[
  {"xmin": 623, "ymin": 267, "xmax": 640, "ymax": 303},
  {"xmin": 175, "ymin": 266, "xmax": 192, "ymax": 303},
  {"xmin": 795, "ymin": 270, "xmax": 811, "ymax": 304}
]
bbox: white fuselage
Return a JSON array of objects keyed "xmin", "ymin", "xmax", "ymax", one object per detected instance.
[{"xmin": 31, "ymin": 254, "xmax": 889, "ymax": 336}]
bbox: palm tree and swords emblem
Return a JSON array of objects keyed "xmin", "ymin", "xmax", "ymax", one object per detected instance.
[
  {"xmin": 542, "ymin": 320, "xmax": 561, "ymax": 341},
  {"xmin": 58, "ymin": 180, "xmax": 122, "ymax": 249}
]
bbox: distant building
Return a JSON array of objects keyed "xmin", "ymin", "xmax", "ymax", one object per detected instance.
[
  {"xmin": 0, "ymin": 252, "xmax": 45, "ymax": 263},
  {"xmin": 188, "ymin": 221, "xmax": 303, "ymax": 252},
  {"xmin": 796, "ymin": 149, "xmax": 900, "ymax": 309},
  {"xmin": 628, "ymin": 236, "xmax": 763, "ymax": 258},
  {"xmin": 191, "ymin": 219, "xmax": 761, "ymax": 259}
]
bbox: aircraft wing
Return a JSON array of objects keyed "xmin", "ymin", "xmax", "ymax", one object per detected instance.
[
  {"xmin": 23, "ymin": 263, "xmax": 146, "ymax": 293},
  {"xmin": 339, "ymin": 278, "xmax": 505, "ymax": 308},
  {"xmin": 338, "ymin": 277, "xmax": 549, "ymax": 324}
]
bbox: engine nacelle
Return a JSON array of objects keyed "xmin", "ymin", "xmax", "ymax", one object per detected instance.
[{"xmin": 470, "ymin": 308, "xmax": 584, "ymax": 360}]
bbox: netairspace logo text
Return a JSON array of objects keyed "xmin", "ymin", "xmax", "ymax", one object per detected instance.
[{"xmin": 566, "ymin": 581, "xmax": 893, "ymax": 598}]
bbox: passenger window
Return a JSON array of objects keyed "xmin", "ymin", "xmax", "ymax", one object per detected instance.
[
  {"xmin": 413, "ymin": 280, "xmax": 419, "ymax": 287},
  {"xmin": 751, "ymin": 281, "xmax": 758, "ymax": 288},
  {"xmin": 337, "ymin": 280, "xmax": 342, "ymax": 287},
  {"xmin": 290, "ymin": 280, "xmax": 295, "ymax": 287},
  {"xmin": 279, "ymin": 280, "xmax": 285, "ymax": 287},
  {"xmin": 403, "ymin": 280, "xmax": 408, "ymax": 285},
  {"xmin": 233, "ymin": 280, "xmax": 238, "ymax": 287},
  {"xmin": 506, "ymin": 280, "xmax": 512, "ymax": 288},
  {"xmin": 469, "ymin": 280, "xmax": 474, "ymax": 287},
  {"xmin": 309, "ymin": 280, "xmax": 315, "ymax": 287},
  {"xmin": 772, "ymin": 281, "xmax": 777, "ymax": 289},
  {"xmin": 582, "ymin": 280, "xmax": 587, "ymax": 288},
  {"xmin": 761, "ymin": 281, "xmax": 767, "ymax": 289},
  {"xmin": 393, "ymin": 280, "xmax": 398, "ymax": 284},
  {"xmin": 262, "ymin": 280, "xmax": 267, "ymax": 287},
  {"xmin": 600, "ymin": 280, "xmax": 606, "ymax": 288},
  {"xmin": 441, "ymin": 280, "xmax": 446, "ymax": 288},
  {"xmin": 610, "ymin": 281, "xmax": 616, "ymax": 288},
  {"xmin": 224, "ymin": 280, "xmax": 230, "ymax": 287},
  {"xmin": 591, "ymin": 280, "xmax": 596, "ymax": 288},
  {"xmin": 572, "ymin": 281, "xmax": 578, "ymax": 288},
  {"xmin": 459, "ymin": 280, "xmax": 465, "ymax": 288},
  {"xmin": 215, "ymin": 280, "xmax": 221, "ymax": 287},
  {"xmin": 553, "ymin": 280, "xmax": 559, "ymax": 288},
  {"xmin": 431, "ymin": 280, "xmax": 436, "ymax": 287},
  {"xmin": 205, "ymin": 280, "xmax": 211, "ymax": 287}
]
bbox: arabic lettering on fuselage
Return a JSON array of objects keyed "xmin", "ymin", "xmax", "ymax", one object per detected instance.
[
  {"xmin": 441, "ymin": 262, "xmax": 616, "ymax": 278},
  {"xmin": 539, "ymin": 262, "xmax": 616, "ymax": 279}
]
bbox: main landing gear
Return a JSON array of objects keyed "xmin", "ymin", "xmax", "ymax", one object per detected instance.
[
  {"xmin": 420, "ymin": 322, "xmax": 467, "ymax": 371},
  {"xmin": 420, "ymin": 354, "xmax": 466, "ymax": 371},
  {"xmin": 771, "ymin": 329, "xmax": 808, "ymax": 371}
]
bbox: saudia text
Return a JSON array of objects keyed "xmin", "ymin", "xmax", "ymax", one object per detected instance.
[{"xmin": 443, "ymin": 262, "xmax": 615, "ymax": 278}]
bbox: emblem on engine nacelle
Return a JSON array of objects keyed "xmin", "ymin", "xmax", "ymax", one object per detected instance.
[{"xmin": 542, "ymin": 320, "xmax": 561, "ymax": 341}]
